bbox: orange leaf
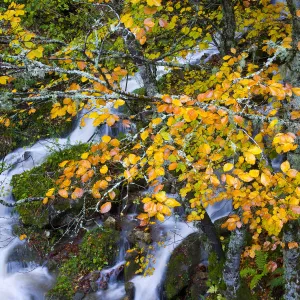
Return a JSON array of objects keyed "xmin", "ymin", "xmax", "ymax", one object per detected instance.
[
  {"xmin": 144, "ymin": 18, "xmax": 155, "ymax": 28},
  {"xmin": 58, "ymin": 189, "xmax": 68, "ymax": 198},
  {"xmin": 169, "ymin": 162, "xmax": 177, "ymax": 171},
  {"xmin": 71, "ymin": 188, "xmax": 84, "ymax": 199},
  {"xmin": 100, "ymin": 202, "xmax": 112, "ymax": 214}
]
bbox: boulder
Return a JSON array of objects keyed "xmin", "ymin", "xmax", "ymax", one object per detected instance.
[{"xmin": 163, "ymin": 232, "xmax": 209, "ymax": 300}]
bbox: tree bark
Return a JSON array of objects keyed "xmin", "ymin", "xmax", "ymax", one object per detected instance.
[
  {"xmin": 220, "ymin": 0, "xmax": 236, "ymax": 56},
  {"xmin": 283, "ymin": 2, "xmax": 300, "ymax": 299},
  {"xmin": 122, "ymin": 30, "xmax": 158, "ymax": 96},
  {"xmin": 223, "ymin": 226, "xmax": 246, "ymax": 299},
  {"xmin": 198, "ymin": 211, "xmax": 225, "ymax": 260}
]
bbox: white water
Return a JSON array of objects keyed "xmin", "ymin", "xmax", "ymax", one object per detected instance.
[
  {"xmin": 0, "ymin": 108, "xmax": 102, "ymax": 299},
  {"xmin": 132, "ymin": 216, "xmax": 196, "ymax": 300}
]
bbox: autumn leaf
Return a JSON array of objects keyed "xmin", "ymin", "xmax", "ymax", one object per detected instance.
[
  {"xmin": 141, "ymin": 130, "xmax": 149, "ymax": 140},
  {"xmin": 100, "ymin": 165, "xmax": 108, "ymax": 174},
  {"xmin": 223, "ymin": 163, "xmax": 234, "ymax": 172},
  {"xmin": 100, "ymin": 202, "xmax": 112, "ymax": 213},
  {"xmin": 280, "ymin": 161, "xmax": 290, "ymax": 173},
  {"xmin": 19, "ymin": 234, "xmax": 27, "ymax": 241},
  {"xmin": 165, "ymin": 198, "xmax": 181, "ymax": 207},
  {"xmin": 58, "ymin": 189, "xmax": 69, "ymax": 198}
]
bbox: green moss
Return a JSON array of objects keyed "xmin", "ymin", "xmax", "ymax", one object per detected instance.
[
  {"xmin": 48, "ymin": 227, "xmax": 119, "ymax": 299},
  {"xmin": 0, "ymin": 102, "xmax": 74, "ymax": 158},
  {"xmin": 11, "ymin": 143, "xmax": 89, "ymax": 228}
]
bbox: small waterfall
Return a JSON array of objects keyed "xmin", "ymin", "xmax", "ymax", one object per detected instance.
[
  {"xmin": 132, "ymin": 216, "xmax": 196, "ymax": 300},
  {"xmin": 0, "ymin": 108, "xmax": 100, "ymax": 299}
]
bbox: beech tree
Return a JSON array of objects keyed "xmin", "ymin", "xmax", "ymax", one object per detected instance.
[{"xmin": 1, "ymin": 0, "xmax": 300, "ymax": 298}]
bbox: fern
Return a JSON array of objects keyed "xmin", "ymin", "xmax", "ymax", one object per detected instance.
[
  {"xmin": 240, "ymin": 267, "xmax": 257, "ymax": 277},
  {"xmin": 269, "ymin": 276, "xmax": 284, "ymax": 289},
  {"xmin": 255, "ymin": 251, "xmax": 268, "ymax": 271},
  {"xmin": 250, "ymin": 273, "xmax": 264, "ymax": 290}
]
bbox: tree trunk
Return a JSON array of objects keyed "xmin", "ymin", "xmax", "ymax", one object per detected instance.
[
  {"xmin": 122, "ymin": 30, "xmax": 158, "ymax": 96},
  {"xmin": 222, "ymin": 226, "xmax": 246, "ymax": 299},
  {"xmin": 220, "ymin": 0, "xmax": 236, "ymax": 56},
  {"xmin": 197, "ymin": 212, "xmax": 225, "ymax": 260},
  {"xmin": 283, "ymin": 1, "xmax": 300, "ymax": 299}
]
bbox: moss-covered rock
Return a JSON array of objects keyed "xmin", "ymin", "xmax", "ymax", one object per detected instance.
[
  {"xmin": 11, "ymin": 143, "xmax": 89, "ymax": 228},
  {"xmin": 48, "ymin": 227, "xmax": 119, "ymax": 300},
  {"xmin": 163, "ymin": 232, "xmax": 209, "ymax": 300},
  {"xmin": 0, "ymin": 102, "xmax": 74, "ymax": 158}
]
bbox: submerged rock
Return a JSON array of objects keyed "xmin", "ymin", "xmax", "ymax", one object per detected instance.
[{"xmin": 163, "ymin": 232, "xmax": 209, "ymax": 299}]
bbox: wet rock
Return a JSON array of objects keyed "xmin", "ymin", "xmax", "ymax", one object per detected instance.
[
  {"xmin": 189, "ymin": 264, "xmax": 209, "ymax": 299},
  {"xmin": 83, "ymin": 293, "xmax": 99, "ymax": 300},
  {"xmin": 128, "ymin": 228, "xmax": 151, "ymax": 244},
  {"xmin": 104, "ymin": 216, "xmax": 116, "ymax": 229},
  {"xmin": 163, "ymin": 232, "xmax": 209, "ymax": 300},
  {"xmin": 125, "ymin": 281, "xmax": 135, "ymax": 300},
  {"xmin": 124, "ymin": 249, "xmax": 141, "ymax": 282},
  {"xmin": 73, "ymin": 291, "xmax": 85, "ymax": 300},
  {"xmin": 6, "ymin": 243, "xmax": 42, "ymax": 271},
  {"xmin": 90, "ymin": 281, "xmax": 98, "ymax": 292}
]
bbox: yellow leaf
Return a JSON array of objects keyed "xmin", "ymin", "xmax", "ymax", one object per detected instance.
[
  {"xmin": 102, "ymin": 135, "xmax": 111, "ymax": 143},
  {"xmin": 238, "ymin": 173, "xmax": 254, "ymax": 182},
  {"xmin": 114, "ymin": 99, "xmax": 125, "ymax": 109},
  {"xmin": 19, "ymin": 234, "xmax": 27, "ymax": 241},
  {"xmin": 141, "ymin": 130, "xmax": 149, "ymax": 140},
  {"xmin": 286, "ymin": 169, "xmax": 298, "ymax": 178},
  {"xmin": 43, "ymin": 197, "xmax": 49, "ymax": 205},
  {"xmin": 249, "ymin": 170, "xmax": 259, "ymax": 178},
  {"xmin": 261, "ymin": 173, "xmax": 270, "ymax": 187},
  {"xmin": 59, "ymin": 160, "xmax": 69, "ymax": 167},
  {"xmin": 46, "ymin": 188, "xmax": 55, "ymax": 197},
  {"xmin": 248, "ymin": 146, "xmax": 262, "ymax": 155},
  {"xmin": 292, "ymin": 87, "xmax": 300, "ymax": 96},
  {"xmin": 172, "ymin": 99, "xmax": 182, "ymax": 106},
  {"xmin": 156, "ymin": 212, "xmax": 165, "ymax": 222},
  {"xmin": 244, "ymin": 152, "xmax": 256, "ymax": 165},
  {"xmin": 0, "ymin": 76, "xmax": 9, "ymax": 84},
  {"xmin": 165, "ymin": 198, "xmax": 181, "ymax": 207},
  {"xmin": 100, "ymin": 202, "xmax": 112, "ymax": 213},
  {"xmin": 210, "ymin": 175, "xmax": 220, "ymax": 186},
  {"xmin": 100, "ymin": 165, "xmax": 108, "ymax": 174},
  {"xmin": 280, "ymin": 161, "xmax": 290, "ymax": 173},
  {"xmin": 223, "ymin": 163, "xmax": 234, "ymax": 172},
  {"xmin": 155, "ymin": 191, "xmax": 167, "ymax": 202},
  {"xmin": 81, "ymin": 152, "xmax": 89, "ymax": 159}
]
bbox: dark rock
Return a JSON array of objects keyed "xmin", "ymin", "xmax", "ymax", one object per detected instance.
[
  {"xmin": 73, "ymin": 292, "xmax": 85, "ymax": 300},
  {"xmin": 124, "ymin": 249, "xmax": 141, "ymax": 282},
  {"xmin": 163, "ymin": 232, "xmax": 209, "ymax": 300},
  {"xmin": 83, "ymin": 293, "xmax": 99, "ymax": 300},
  {"xmin": 125, "ymin": 281, "xmax": 135, "ymax": 300},
  {"xmin": 128, "ymin": 228, "xmax": 151, "ymax": 244}
]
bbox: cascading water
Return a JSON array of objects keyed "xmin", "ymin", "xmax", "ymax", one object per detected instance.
[
  {"xmin": 132, "ymin": 215, "xmax": 197, "ymax": 300},
  {"xmin": 0, "ymin": 107, "xmax": 120, "ymax": 299}
]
